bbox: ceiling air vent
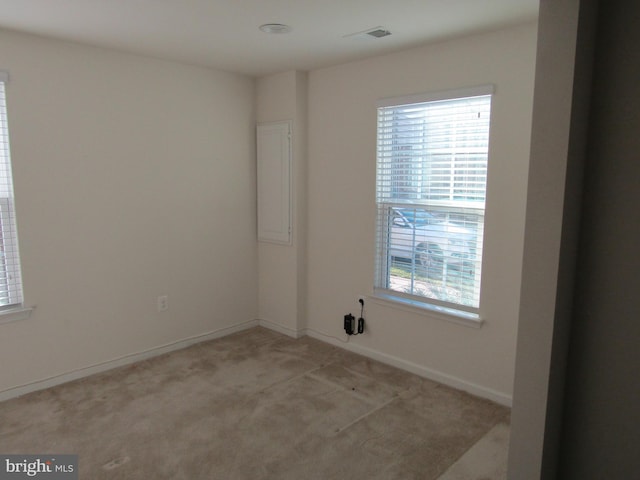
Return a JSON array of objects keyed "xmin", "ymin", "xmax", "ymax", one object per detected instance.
[
  {"xmin": 366, "ymin": 28, "xmax": 391, "ymax": 38},
  {"xmin": 344, "ymin": 26, "xmax": 392, "ymax": 40}
]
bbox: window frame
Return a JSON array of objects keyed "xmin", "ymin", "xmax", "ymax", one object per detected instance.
[
  {"xmin": 373, "ymin": 85, "xmax": 494, "ymax": 321},
  {"xmin": 0, "ymin": 70, "xmax": 29, "ymax": 321}
]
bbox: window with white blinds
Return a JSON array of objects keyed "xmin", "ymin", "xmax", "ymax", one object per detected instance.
[
  {"xmin": 374, "ymin": 87, "xmax": 492, "ymax": 315},
  {"xmin": 0, "ymin": 72, "xmax": 24, "ymax": 308}
]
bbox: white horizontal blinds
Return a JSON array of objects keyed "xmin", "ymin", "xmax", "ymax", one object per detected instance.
[
  {"xmin": 0, "ymin": 73, "xmax": 24, "ymax": 307},
  {"xmin": 375, "ymin": 90, "xmax": 492, "ymax": 312},
  {"xmin": 376, "ymin": 95, "xmax": 491, "ymax": 206}
]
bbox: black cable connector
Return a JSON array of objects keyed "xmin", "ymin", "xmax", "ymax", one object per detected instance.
[{"xmin": 357, "ymin": 298, "xmax": 365, "ymax": 334}]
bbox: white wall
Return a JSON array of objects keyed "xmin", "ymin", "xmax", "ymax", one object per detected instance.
[
  {"xmin": 0, "ymin": 29, "xmax": 257, "ymax": 395},
  {"xmin": 256, "ymin": 71, "xmax": 308, "ymax": 336},
  {"xmin": 509, "ymin": 0, "xmax": 596, "ymax": 476},
  {"xmin": 306, "ymin": 23, "xmax": 538, "ymax": 403}
]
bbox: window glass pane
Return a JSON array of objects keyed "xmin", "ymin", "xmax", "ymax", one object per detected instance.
[
  {"xmin": 375, "ymin": 93, "xmax": 491, "ymax": 312},
  {"xmin": 0, "ymin": 79, "xmax": 24, "ymax": 307},
  {"xmin": 379, "ymin": 205, "xmax": 483, "ymax": 308}
]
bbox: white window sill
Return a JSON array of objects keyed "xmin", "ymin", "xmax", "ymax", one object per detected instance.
[
  {"xmin": 369, "ymin": 292, "xmax": 483, "ymax": 328},
  {"xmin": 0, "ymin": 305, "xmax": 35, "ymax": 325}
]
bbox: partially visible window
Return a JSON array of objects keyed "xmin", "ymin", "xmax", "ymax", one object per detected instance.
[
  {"xmin": 0, "ymin": 71, "xmax": 24, "ymax": 308},
  {"xmin": 374, "ymin": 86, "xmax": 493, "ymax": 316}
]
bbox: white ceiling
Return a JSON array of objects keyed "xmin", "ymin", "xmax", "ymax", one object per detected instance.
[{"xmin": 0, "ymin": 0, "xmax": 539, "ymax": 77}]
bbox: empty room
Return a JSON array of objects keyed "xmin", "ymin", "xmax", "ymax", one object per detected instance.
[{"xmin": 1, "ymin": 1, "xmax": 637, "ymax": 479}]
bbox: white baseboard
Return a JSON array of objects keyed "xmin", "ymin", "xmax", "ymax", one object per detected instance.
[
  {"xmin": 0, "ymin": 319, "xmax": 259, "ymax": 402},
  {"xmin": 304, "ymin": 327, "xmax": 513, "ymax": 407},
  {"xmin": 256, "ymin": 318, "xmax": 304, "ymax": 339},
  {"xmin": 2, "ymin": 319, "xmax": 512, "ymax": 408}
]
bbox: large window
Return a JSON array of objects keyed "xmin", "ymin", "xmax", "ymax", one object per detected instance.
[
  {"xmin": 374, "ymin": 86, "xmax": 492, "ymax": 316},
  {"xmin": 0, "ymin": 72, "xmax": 24, "ymax": 309}
]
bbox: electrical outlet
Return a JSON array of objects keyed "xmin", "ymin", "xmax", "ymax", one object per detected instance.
[{"xmin": 157, "ymin": 295, "xmax": 168, "ymax": 312}]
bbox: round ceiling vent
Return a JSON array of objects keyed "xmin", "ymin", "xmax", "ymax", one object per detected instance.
[{"xmin": 259, "ymin": 23, "xmax": 292, "ymax": 34}]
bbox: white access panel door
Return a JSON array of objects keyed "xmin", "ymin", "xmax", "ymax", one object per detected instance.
[{"xmin": 257, "ymin": 121, "xmax": 291, "ymax": 244}]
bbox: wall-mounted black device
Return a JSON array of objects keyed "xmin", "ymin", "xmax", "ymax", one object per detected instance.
[
  {"xmin": 344, "ymin": 298, "xmax": 365, "ymax": 336},
  {"xmin": 344, "ymin": 313, "xmax": 355, "ymax": 335}
]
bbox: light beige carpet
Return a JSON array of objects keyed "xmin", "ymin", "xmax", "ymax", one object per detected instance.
[{"xmin": 0, "ymin": 327, "xmax": 509, "ymax": 479}]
